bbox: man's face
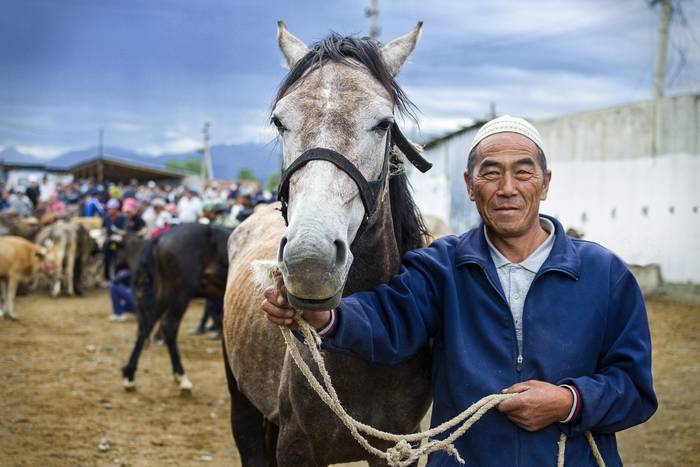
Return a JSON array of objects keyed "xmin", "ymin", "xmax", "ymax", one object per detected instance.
[{"xmin": 465, "ymin": 132, "xmax": 551, "ymax": 238}]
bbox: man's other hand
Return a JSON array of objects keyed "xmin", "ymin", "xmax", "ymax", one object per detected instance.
[
  {"xmin": 261, "ymin": 284, "xmax": 331, "ymax": 331},
  {"xmin": 496, "ymin": 380, "xmax": 574, "ymax": 431}
]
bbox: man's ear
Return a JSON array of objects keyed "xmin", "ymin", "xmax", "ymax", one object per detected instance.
[
  {"xmin": 464, "ymin": 171, "xmax": 475, "ymax": 201},
  {"xmin": 540, "ymin": 170, "xmax": 552, "ymax": 201}
]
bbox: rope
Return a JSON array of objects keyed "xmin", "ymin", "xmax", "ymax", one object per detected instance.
[{"xmin": 281, "ymin": 313, "xmax": 606, "ymax": 467}]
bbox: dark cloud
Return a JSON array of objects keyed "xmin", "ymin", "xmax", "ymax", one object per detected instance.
[{"xmin": 0, "ymin": 0, "xmax": 697, "ymax": 156}]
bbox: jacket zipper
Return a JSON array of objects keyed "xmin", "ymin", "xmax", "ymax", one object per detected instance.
[
  {"xmin": 478, "ymin": 265, "xmax": 523, "ymax": 373},
  {"xmin": 465, "ymin": 260, "xmax": 576, "ymax": 467},
  {"xmin": 472, "ymin": 262, "xmax": 525, "ymax": 467}
]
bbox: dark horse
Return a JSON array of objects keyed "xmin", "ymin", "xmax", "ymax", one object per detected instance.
[
  {"xmin": 223, "ymin": 23, "xmax": 433, "ymax": 466},
  {"xmin": 122, "ymin": 223, "xmax": 231, "ymax": 393}
]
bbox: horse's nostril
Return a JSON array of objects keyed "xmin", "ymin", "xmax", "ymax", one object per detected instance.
[
  {"xmin": 334, "ymin": 239, "xmax": 347, "ymax": 268},
  {"xmin": 278, "ymin": 237, "xmax": 288, "ymax": 263}
]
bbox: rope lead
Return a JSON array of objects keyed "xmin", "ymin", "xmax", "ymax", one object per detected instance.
[{"xmin": 282, "ymin": 314, "xmax": 605, "ymax": 467}]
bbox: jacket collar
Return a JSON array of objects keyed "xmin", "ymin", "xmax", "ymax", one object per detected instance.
[{"xmin": 455, "ymin": 214, "xmax": 580, "ymax": 280}]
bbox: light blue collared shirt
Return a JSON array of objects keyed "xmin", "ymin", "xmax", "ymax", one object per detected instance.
[{"xmin": 484, "ymin": 217, "xmax": 555, "ymax": 355}]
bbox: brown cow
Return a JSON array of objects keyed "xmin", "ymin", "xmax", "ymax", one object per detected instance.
[{"xmin": 0, "ymin": 236, "xmax": 59, "ymax": 320}]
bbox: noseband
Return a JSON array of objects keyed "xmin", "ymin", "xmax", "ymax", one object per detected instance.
[{"xmin": 277, "ymin": 123, "xmax": 432, "ymax": 238}]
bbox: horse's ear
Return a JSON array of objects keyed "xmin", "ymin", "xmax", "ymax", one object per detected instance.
[
  {"xmin": 380, "ymin": 22, "xmax": 423, "ymax": 77},
  {"xmin": 277, "ymin": 21, "xmax": 309, "ymax": 69}
]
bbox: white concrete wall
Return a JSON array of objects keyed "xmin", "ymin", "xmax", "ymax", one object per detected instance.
[
  {"xmin": 537, "ymin": 94, "xmax": 700, "ymax": 161},
  {"xmin": 542, "ymin": 153, "xmax": 700, "ymax": 283}
]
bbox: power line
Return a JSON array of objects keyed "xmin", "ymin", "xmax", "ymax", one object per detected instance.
[{"xmin": 675, "ymin": 0, "xmax": 700, "ymax": 50}]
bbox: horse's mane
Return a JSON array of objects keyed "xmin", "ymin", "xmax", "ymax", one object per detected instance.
[
  {"xmin": 389, "ymin": 159, "xmax": 429, "ymax": 254},
  {"xmin": 274, "ymin": 32, "xmax": 417, "ymax": 120},
  {"xmin": 274, "ymin": 32, "xmax": 427, "ymax": 255}
]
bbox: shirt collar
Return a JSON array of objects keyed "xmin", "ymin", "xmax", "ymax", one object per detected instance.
[{"xmin": 484, "ymin": 217, "xmax": 556, "ymax": 273}]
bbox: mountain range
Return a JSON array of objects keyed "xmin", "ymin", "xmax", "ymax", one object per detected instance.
[{"xmin": 0, "ymin": 142, "xmax": 282, "ymax": 182}]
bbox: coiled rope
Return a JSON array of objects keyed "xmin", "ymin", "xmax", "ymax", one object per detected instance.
[{"xmin": 280, "ymin": 313, "xmax": 606, "ymax": 467}]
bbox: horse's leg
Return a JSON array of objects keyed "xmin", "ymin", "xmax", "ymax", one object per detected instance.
[
  {"xmin": 52, "ymin": 244, "xmax": 65, "ymax": 297},
  {"xmin": 160, "ymin": 296, "xmax": 191, "ymax": 394},
  {"xmin": 72, "ymin": 244, "xmax": 84, "ymax": 296},
  {"xmin": 0, "ymin": 279, "xmax": 7, "ymax": 317},
  {"xmin": 223, "ymin": 339, "xmax": 276, "ymax": 467},
  {"xmin": 4, "ymin": 276, "xmax": 19, "ymax": 320},
  {"xmin": 276, "ymin": 425, "xmax": 321, "ymax": 467},
  {"xmin": 121, "ymin": 307, "xmax": 160, "ymax": 391},
  {"xmin": 65, "ymin": 233, "xmax": 76, "ymax": 296}
]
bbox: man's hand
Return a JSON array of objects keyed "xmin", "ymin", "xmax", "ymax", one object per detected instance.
[
  {"xmin": 497, "ymin": 380, "xmax": 574, "ymax": 432},
  {"xmin": 261, "ymin": 283, "xmax": 332, "ymax": 331}
]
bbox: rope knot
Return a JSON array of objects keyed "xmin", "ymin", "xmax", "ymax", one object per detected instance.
[{"xmin": 386, "ymin": 439, "xmax": 414, "ymax": 466}]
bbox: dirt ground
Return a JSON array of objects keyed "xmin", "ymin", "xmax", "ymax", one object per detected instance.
[{"xmin": 0, "ymin": 290, "xmax": 698, "ymax": 466}]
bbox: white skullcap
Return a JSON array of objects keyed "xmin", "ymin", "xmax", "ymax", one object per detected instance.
[{"xmin": 468, "ymin": 115, "xmax": 545, "ymax": 155}]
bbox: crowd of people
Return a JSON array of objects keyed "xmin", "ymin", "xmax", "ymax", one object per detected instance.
[
  {"xmin": 0, "ymin": 174, "xmax": 275, "ymax": 335},
  {"xmin": 0, "ymin": 175, "xmax": 272, "ymax": 230}
]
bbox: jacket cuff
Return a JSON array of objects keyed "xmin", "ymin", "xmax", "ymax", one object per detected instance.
[
  {"xmin": 317, "ymin": 308, "xmax": 338, "ymax": 339},
  {"xmin": 559, "ymin": 384, "xmax": 582, "ymax": 423}
]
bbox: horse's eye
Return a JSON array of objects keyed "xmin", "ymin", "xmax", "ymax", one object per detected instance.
[
  {"xmin": 373, "ymin": 119, "xmax": 393, "ymax": 133},
  {"xmin": 271, "ymin": 116, "xmax": 288, "ymax": 134}
]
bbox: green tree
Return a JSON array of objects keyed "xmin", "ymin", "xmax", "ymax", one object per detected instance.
[
  {"xmin": 265, "ymin": 172, "xmax": 281, "ymax": 193},
  {"xmin": 237, "ymin": 167, "xmax": 258, "ymax": 181},
  {"xmin": 166, "ymin": 158, "xmax": 201, "ymax": 174}
]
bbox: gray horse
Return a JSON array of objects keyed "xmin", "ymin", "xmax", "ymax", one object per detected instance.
[{"xmin": 223, "ymin": 22, "xmax": 432, "ymax": 466}]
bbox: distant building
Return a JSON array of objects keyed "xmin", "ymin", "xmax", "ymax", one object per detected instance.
[
  {"xmin": 410, "ymin": 93, "xmax": 700, "ymax": 283},
  {"xmin": 0, "ymin": 161, "xmax": 71, "ymax": 188},
  {"xmin": 68, "ymin": 155, "xmax": 186, "ymax": 184},
  {"xmin": 409, "ymin": 122, "xmax": 485, "ymax": 236}
]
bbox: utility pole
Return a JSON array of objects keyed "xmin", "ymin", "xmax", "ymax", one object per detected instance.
[
  {"xmin": 653, "ymin": 0, "xmax": 672, "ymax": 100},
  {"xmin": 98, "ymin": 127, "xmax": 104, "ymax": 157},
  {"xmin": 366, "ymin": 0, "xmax": 379, "ymax": 40},
  {"xmin": 651, "ymin": 0, "xmax": 672, "ymax": 157},
  {"xmin": 489, "ymin": 102, "xmax": 497, "ymax": 120},
  {"xmin": 201, "ymin": 121, "xmax": 213, "ymax": 183}
]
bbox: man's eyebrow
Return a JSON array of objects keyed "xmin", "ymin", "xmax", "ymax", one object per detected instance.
[
  {"xmin": 479, "ymin": 159, "xmax": 501, "ymax": 169},
  {"xmin": 515, "ymin": 158, "xmax": 537, "ymax": 166}
]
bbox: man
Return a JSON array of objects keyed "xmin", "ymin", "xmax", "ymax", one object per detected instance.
[
  {"xmin": 263, "ymin": 116, "xmax": 657, "ymax": 466},
  {"xmin": 107, "ymin": 264, "xmax": 134, "ymax": 322},
  {"xmin": 177, "ymin": 187, "xmax": 202, "ymax": 223},
  {"xmin": 103, "ymin": 198, "xmax": 145, "ymax": 279},
  {"xmin": 25, "ymin": 175, "xmax": 41, "ymax": 208},
  {"xmin": 120, "ymin": 198, "xmax": 146, "ymax": 235},
  {"xmin": 81, "ymin": 189, "xmax": 103, "ymax": 217},
  {"xmin": 39, "ymin": 174, "xmax": 55, "ymax": 205},
  {"xmin": 142, "ymin": 197, "xmax": 166, "ymax": 235},
  {"xmin": 7, "ymin": 186, "xmax": 33, "ymax": 217}
]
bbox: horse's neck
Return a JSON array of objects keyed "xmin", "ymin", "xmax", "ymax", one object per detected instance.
[{"xmin": 343, "ymin": 196, "xmax": 399, "ymax": 295}]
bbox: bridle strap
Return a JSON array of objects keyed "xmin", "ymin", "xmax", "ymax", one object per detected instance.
[
  {"xmin": 278, "ymin": 147, "xmax": 384, "ymax": 224},
  {"xmin": 390, "ymin": 123, "xmax": 432, "ymax": 173},
  {"xmin": 277, "ymin": 123, "xmax": 432, "ymax": 239}
]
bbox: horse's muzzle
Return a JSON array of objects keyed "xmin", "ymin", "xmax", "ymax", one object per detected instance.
[{"xmin": 285, "ymin": 289, "xmax": 343, "ymax": 312}]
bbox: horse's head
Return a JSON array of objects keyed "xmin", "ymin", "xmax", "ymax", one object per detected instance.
[{"xmin": 272, "ymin": 22, "xmax": 422, "ymax": 310}]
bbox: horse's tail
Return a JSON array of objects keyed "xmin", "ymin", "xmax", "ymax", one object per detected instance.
[{"xmin": 132, "ymin": 237, "xmax": 158, "ymax": 333}]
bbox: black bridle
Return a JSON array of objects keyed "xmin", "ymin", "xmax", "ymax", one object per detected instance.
[{"xmin": 277, "ymin": 123, "xmax": 432, "ymax": 237}]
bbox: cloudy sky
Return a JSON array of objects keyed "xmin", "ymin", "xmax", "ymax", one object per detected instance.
[{"xmin": 1, "ymin": 0, "xmax": 699, "ymax": 158}]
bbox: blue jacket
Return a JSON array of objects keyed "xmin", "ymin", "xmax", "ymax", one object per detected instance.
[{"xmin": 323, "ymin": 216, "xmax": 656, "ymax": 466}]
